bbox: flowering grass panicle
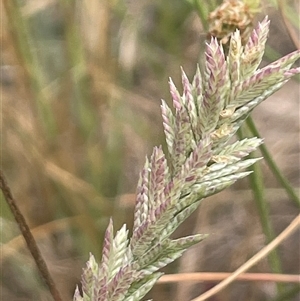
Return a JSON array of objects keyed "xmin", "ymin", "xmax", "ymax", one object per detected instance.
[{"xmin": 74, "ymin": 17, "xmax": 300, "ymax": 301}]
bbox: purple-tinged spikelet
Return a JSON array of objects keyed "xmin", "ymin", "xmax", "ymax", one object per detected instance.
[
  {"xmin": 242, "ymin": 16, "xmax": 270, "ymax": 78},
  {"xmin": 200, "ymin": 37, "xmax": 229, "ymax": 133}
]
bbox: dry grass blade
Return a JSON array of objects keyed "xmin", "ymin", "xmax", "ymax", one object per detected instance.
[{"xmin": 190, "ymin": 214, "xmax": 300, "ymax": 301}]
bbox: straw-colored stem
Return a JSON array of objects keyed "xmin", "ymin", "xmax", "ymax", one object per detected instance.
[
  {"xmin": 190, "ymin": 214, "xmax": 300, "ymax": 301},
  {"xmin": 158, "ymin": 272, "xmax": 300, "ymax": 284}
]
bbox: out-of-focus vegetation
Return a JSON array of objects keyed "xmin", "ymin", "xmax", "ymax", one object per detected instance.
[{"xmin": 1, "ymin": 0, "xmax": 299, "ymax": 300}]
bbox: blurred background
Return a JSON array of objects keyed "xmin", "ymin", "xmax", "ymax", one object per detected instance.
[{"xmin": 1, "ymin": 0, "xmax": 299, "ymax": 300}]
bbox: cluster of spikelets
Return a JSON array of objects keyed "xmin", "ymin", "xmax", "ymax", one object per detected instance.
[{"xmin": 74, "ymin": 17, "xmax": 300, "ymax": 301}]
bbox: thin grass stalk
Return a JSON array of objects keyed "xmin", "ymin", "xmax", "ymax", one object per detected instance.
[
  {"xmin": 0, "ymin": 171, "xmax": 63, "ymax": 301},
  {"xmin": 89, "ymin": 0, "xmax": 113, "ymax": 104},
  {"xmin": 278, "ymin": 0, "xmax": 300, "ymax": 49},
  {"xmin": 190, "ymin": 214, "xmax": 300, "ymax": 301},
  {"xmin": 246, "ymin": 117, "xmax": 300, "ymax": 207},
  {"xmin": 3, "ymin": 0, "xmax": 56, "ymax": 137},
  {"xmin": 59, "ymin": 0, "xmax": 95, "ymax": 136},
  {"xmin": 191, "ymin": 0, "xmax": 210, "ymax": 31},
  {"xmin": 264, "ymin": 44, "xmax": 281, "ymax": 61},
  {"xmin": 158, "ymin": 272, "xmax": 300, "ymax": 283},
  {"xmin": 189, "ymin": 0, "xmax": 218, "ymax": 31},
  {"xmin": 248, "ymin": 152, "xmax": 285, "ymax": 293},
  {"xmin": 238, "ymin": 124, "xmax": 284, "ymax": 294},
  {"xmin": 278, "ymin": 0, "xmax": 300, "ymax": 29}
]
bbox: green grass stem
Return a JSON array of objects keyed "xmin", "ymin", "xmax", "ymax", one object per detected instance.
[
  {"xmin": 59, "ymin": 0, "xmax": 96, "ymax": 136},
  {"xmin": 246, "ymin": 117, "xmax": 300, "ymax": 207},
  {"xmin": 238, "ymin": 121, "xmax": 285, "ymax": 294},
  {"xmin": 3, "ymin": 0, "xmax": 57, "ymax": 137},
  {"xmin": 272, "ymin": 284, "xmax": 300, "ymax": 301},
  {"xmin": 187, "ymin": 0, "xmax": 218, "ymax": 31}
]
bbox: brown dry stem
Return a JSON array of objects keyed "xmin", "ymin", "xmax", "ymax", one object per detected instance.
[{"xmin": 0, "ymin": 170, "xmax": 63, "ymax": 301}]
